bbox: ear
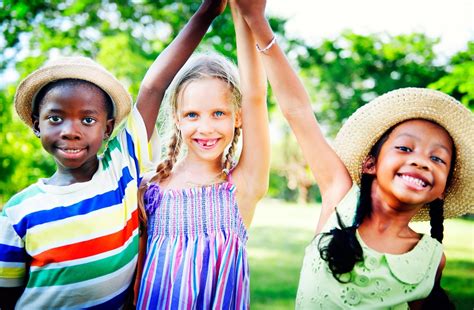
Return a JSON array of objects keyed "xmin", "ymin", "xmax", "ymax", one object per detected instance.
[
  {"xmin": 104, "ymin": 118, "xmax": 115, "ymax": 140},
  {"xmin": 32, "ymin": 119, "xmax": 41, "ymax": 138},
  {"xmin": 174, "ymin": 116, "xmax": 180, "ymax": 131},
  {"xmin": 362, "ymin": 155, "xmax": 376, "ymax": 175},
  {"xmin": 234, "ymin": 109, "xmax": 242, "ymax": 128}
]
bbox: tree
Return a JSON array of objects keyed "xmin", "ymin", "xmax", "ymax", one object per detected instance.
[
  {"xmin": 430, "ymin": 41, "xmax": 474, "ymax": 111},
  {"xmin": 297, "ymin": 32, "xmax": 447, "ymax": 136},
  {"xmin": 0, "ymin": 0, "xmax": 288, "ymax": 204}
]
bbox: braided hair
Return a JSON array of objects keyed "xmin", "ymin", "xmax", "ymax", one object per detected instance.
[
  {"xmin": 318, "ymin": 120, "xmax": 455, "ymax": 287},
  {"xmin": 318, "ymin": 127, "xmax": 392, "ymax": 282},
  {"xmin": 138, "ymin": 53, "xmax": 242, "ymax": 229}
]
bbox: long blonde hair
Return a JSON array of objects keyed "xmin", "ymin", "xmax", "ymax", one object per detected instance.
[{"xmin": 138, "ymin": 53, "xmax": 242, "ymax": 228}]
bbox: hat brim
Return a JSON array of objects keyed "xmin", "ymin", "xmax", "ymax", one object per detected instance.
[
  {"xmin": 14, "ymin": 57, "xmax": 132, "ymax": 128},
  {"xmin": 334, "ymin": 88, "xmax": 474, "ymax": 221}
]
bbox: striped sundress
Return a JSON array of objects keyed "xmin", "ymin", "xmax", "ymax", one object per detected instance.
[{"xmin": 137, "ymin": 181, "xmax": 250, "ymax": 310}]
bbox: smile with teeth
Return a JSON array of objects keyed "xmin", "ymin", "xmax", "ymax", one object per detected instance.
[
  {"xmin": 62, "ymin": 149, "xmax": 82, "ymax": 153},
  {"xmin": 398, "ymin": 174, "xmax": 428, "ymax": 188},
  {"xmin": 195, "ymin": 139, "xmax": 219, "ymax": 148}
]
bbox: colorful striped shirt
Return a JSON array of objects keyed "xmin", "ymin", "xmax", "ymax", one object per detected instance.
[
  {"xmin": 0, "ymin": 108, "xmax": 159, "ymax": 309},
  {"xmin": 137, "ymin": 182, "xmax": 250, "ymax": 310}
]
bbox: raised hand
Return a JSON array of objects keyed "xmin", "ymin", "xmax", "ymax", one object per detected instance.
[
  {"xmin": 200, "ymin": 0, "xmax": 227, "ymax": 19},
  {"xmin": 233, "ymin": 0, "xmax": 266, "ymax": 21}
]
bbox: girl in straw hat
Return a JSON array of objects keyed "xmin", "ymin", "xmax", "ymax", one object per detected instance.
[
  {"xmin": 236, "ymin": 0, "xmax": 473, "ymax": 308},
  {"xmin": 0, "ymin": 1, "xmax": 226, "ymax": 308},
  {"xmin": 134, "ymin": 2, "xmax": 269, "ymax": 309}
]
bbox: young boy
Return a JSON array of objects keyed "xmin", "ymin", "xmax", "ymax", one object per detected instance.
[{"xmin": 0, "ymin": 1, "xmax": 226, "ymax": 308}]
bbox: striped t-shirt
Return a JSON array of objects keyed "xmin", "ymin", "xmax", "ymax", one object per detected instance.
[{"xmin": 0, "ymin": 108, "xmax": 159, "ymax": 309}]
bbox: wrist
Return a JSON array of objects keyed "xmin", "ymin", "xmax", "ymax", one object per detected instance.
[
  {"xmin": 194, "ymin": 8, "xmax": 218, "ymax": 24},
  {"xmin": 195, "ymin": 2, "xmax": 223, "ymax": 22},
  {"xmin": 246, "ymin": 16, "xmax": 274, "ymax": 47}
]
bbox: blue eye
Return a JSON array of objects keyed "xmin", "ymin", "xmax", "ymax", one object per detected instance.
[
  {"xmin": 214, "ymin": 111, "xmax": 224, "ymax": 117},
  {"xmin": 83, "ymin": 117, "xmax": 96, "ymax": 125},
  {"xmin": 48, "ymin": 115, "xmax": 62, "ymax": 123},
  {"xmin": 186, "ymin": 112, "xmax": 198, "ymax": 119},
  {"xmin": 395, "ymin": 146, "xmax": 412, "ymax": 152}
]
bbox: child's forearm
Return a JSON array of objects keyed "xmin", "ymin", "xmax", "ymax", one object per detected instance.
[
  {"xmin": 137, "ymin": 0, "xmax": 225, "ymax": 139},
  {"xmin": 237, "ymin": 0, "xmax": 352, "ymax": 215},
  {"xmin": 230, "ymin": 2, "xmax": 270, "ymax": 206},
  {"xmin": 243, "ymin": 15, "xmax": 311, "ymax": 117}
]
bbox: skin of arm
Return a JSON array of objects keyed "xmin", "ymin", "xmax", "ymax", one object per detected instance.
[
  {"xmin": 132, "ymin": 1, "xmax": 227, "ymax": 303},
  {"xmin": 235, "ymin": 0, "xmax": 352, "ymax": 233},
  {"xmin": 229, "ymin": 1, "xmax": 270, "ymax": 228},
  {"xmin": 136, "ymin": 0, "xmax": 227, "ymax": 140}
]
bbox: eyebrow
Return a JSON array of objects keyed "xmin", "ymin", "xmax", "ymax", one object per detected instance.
[{"xmin": 396, "ymin": 133, "xmax": 452, "ymax": 154}]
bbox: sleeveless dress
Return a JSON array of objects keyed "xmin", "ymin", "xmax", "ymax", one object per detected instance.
[
  {"xmin": 137, "ymin": 181, "xmax": 250, "ymax": 310},
  {"xmin": 296, "ymin": 185, "xmax": 443, "ymax": 309}
]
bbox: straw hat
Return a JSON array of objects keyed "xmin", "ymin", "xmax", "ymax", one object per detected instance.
[
  {"xmin": 334, "ymin": 88, "xmax": 474, "ymax": 221},
  {"xmin": 14, "ymin": 56, "xmax": 132, "ymax": 128}
]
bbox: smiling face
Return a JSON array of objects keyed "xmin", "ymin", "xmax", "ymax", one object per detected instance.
[
  {"xmin": 176, "ymin": 77, "xmax": 241, "ymax": 165},
  {"xmin": 367, "ymin": 119, "xmax": 454, "ymax": 209},
  {"xmin": 33, "ymin": 81, "xmax": 114, "ymax": 179}
]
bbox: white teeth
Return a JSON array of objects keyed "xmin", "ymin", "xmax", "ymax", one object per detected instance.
[
  {"xmin": 400, "ymin": 175, "xmax": 426, "ymax": 187},
  {"xmin": 199, "ymin": 139, "xmax": 217, "ymax": 147},
  {"xmin": 64, "ymin": 149, "xmax": 81, "ymax": 153}
]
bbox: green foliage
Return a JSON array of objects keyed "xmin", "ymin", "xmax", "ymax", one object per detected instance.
[
  {"xmin": 297, "ymin": 32, "xmax": 447, "ymax": 136},
  {"xmin": 0, "ymin": 1, "xmax": 288, "ymax": 204},
  {"xmin": 0, "ymin": 1, "xmax": 472, "ymax": 207},
  {"xmin": 429, "ymin": 41, "xmax": 474, "ymax": 110}
]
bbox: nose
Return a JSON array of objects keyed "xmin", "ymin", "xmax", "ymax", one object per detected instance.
[
  {"xmin": 196, "ymin": 118, "xmax": 214, "ymax": 134},
  {"xmin": 60, "ymin": 120, "xmax": 81, "ymax": 140},
  {"xmin": 409, "ymin": 154, "xmax": 430, "ymax": 170}
]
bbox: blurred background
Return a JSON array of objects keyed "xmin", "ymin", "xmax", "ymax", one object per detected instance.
[{"xmin": 1, "ymin": 0, "xmax": 472, "ymax": 308}]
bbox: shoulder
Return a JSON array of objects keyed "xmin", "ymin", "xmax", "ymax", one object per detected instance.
[{"xmin": 3, "ymin": 182, "xmax": 43, "ymax": 214}]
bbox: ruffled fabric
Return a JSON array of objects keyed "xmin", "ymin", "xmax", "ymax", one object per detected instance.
[{"xmin": 137, "ymin": 182, "xmax": 249, "ymax": 310}]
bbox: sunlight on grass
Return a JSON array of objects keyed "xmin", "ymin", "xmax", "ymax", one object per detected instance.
[{"xmin": 248, "ymin": 200, "xmax": 474, "ymax": 309}]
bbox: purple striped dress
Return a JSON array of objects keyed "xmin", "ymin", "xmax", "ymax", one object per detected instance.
[{"xmin": 137, "ymin": 181, "xmax": 250, "ymax": 309}]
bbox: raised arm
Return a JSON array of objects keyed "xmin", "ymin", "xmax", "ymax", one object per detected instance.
[
  {"xmin": 235, "ymin": 0, "xmax": 352, "ymax": 233},
  {"xmin": 230, "ymin": 1, "xmax": 270, "ymax": 227},
  {"xmin": 137, "ymin": 0, "xmax": 227, "ymax": 139}
]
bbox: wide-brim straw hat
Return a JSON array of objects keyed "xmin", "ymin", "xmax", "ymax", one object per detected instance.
[
  {"xmin": 334, "ymin": 88, "xmax": 474, "ymax": 221},
  {"xmin": 14, "ymin": 56, "xmax": 132, "ymax": 128}
]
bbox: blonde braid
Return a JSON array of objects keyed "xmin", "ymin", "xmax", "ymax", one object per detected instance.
[
  {"xmin": 156, "ymin": 126, "xmax": 182, "ymax": 182},
  {"xmin": 137, "ymin": 126, "xmax": 182, "ymax": 230},
  {"xmin": 223, "ymin": 127, "xmax": 241, "ymax": 176}
]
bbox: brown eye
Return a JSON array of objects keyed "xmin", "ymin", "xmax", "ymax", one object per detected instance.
[
  {"xmin": 83, "ymin": 117, "xmax": 96, "ymax": 125},
  {"xmin": 48, "ymin": 115, "xmax": 62, "ymax": 123},
  {"xmin": 395, "ymin": 146, "xmax": 412, "ymax": 152},
  {"xmin": 431, "ymin": 156, "xmax": 446, "ymax": 164}
]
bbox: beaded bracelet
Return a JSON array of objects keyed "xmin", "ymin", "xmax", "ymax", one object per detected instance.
[{"xmin": 256, "ymin": 36, "xmax": 276, "ymax": 53}]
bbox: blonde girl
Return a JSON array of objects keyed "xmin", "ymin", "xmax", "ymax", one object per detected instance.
[{"xmin": 135, "ymin": 2, "xmax": 270, "ymax": 309}]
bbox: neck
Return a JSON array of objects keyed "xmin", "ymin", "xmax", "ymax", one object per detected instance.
[
  {"xmin": 173, "ymin": 154, "xmax": 225, "ymax": 187},
  {"xmin": 47, "ymin": 158, "xmax": 99, "ymax": 186},
  {"xmin": 364, "ymin": 180, "xmax": 420, "ymax": 236},
  {"xmin": 181, "ymin": 153, "xmax": 223, "ymax": 175}
]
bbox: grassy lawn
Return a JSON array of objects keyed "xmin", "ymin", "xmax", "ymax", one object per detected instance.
[{"xmin": 248, "ymin": 199, "xmax": 474, "ymax": 309}]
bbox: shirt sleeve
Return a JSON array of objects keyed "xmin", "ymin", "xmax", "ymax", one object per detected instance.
[
  {"xmin": 104, "ymin": 107, "xmax": 161, "ymax": 179},
  {"xmin": 0, "ymin": 214, "xmax": 26, "ymax": 288}
]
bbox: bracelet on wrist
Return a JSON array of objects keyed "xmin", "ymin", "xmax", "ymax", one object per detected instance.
[{"xmin": 256, "ymin": 36, "xmax": 276, "ymax": 53}]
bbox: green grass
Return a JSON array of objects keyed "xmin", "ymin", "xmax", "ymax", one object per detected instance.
[{"xmin": 248, "ymin": 199, "xmax": 474, "ymax": 309}]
